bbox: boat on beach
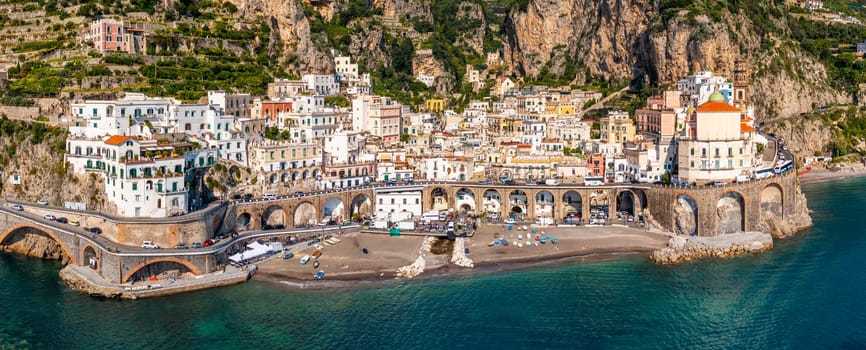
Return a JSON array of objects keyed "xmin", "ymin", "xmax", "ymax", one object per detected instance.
[
  {"xmin": 300, "ymin": 255, "xmax": 311, "ymax": 265},
  {"xmin": 313, "ymin": 250, "xmax": 322, "ymax": 259},
  {"xmin": 314, "ymin": 270, "xmax": 325, "ymax": 279}
]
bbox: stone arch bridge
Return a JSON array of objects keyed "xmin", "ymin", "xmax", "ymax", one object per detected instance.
[{"xmin": 231, "ymin": 172, "xmax": 802, "ymax": 237}]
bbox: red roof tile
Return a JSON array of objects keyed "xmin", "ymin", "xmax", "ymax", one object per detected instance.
[
  {"xmin": 695, "ymin": 101, "xmax": 741, "ymax": 113},
  {"xmin": 104, "ymin": 135, "xmax": 132, "ymax": 146}
]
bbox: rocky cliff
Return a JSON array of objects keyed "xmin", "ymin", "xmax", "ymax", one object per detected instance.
[
  {"xmin": 0, "ymin": 229, "xmax": 70, "ymax": 264},
  {"xmin": 227, "ymin": 0, "xmax": 333, "ymax": 74},
  {"xmin": 0, "ymin": 128, "xmax": 111, "ymax": 212}
]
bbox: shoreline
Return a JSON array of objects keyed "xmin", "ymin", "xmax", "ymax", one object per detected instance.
[
  {"xmin": 252, "ymin": 227, "xmax": 671, "ymax": 290},
  {"xmin": 799, "ymin": 167, "xmax": 866, "ymax": 185},
  {"xmin": 254, "ymin": 248, "xmax": 654, "ymax": 290}
]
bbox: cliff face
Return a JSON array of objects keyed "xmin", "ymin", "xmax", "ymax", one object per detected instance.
[
  {"xmin": 227, "ymin": 0, "xmax": 333, "ymax": 74},
  {"xmin": 503, "ymin": 0, "xmax": 847, "ymax": 120},
  {"xmin": 0, "ymin": 133, "xmax": 110, "ymax": 212},
  {"xmin": 505, "ymin": 0, "xmax": 652, "ymax": 79}
]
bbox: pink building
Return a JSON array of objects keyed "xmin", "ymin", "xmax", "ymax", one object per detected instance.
[{"xmin": 90, "ymin": 19, "xmax": 129, "ymax": 52}]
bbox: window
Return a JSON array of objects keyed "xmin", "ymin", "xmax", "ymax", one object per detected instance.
[
  {"xmin": 403, "ymin": 198, "xmax": 407, "ymax": 204},
  {"xmin": 132, "ymin": 183, "xmax": 138, "ymax": 190},
  {"xmin": 739, "ymin": 148, "xmax": 743, "ymax": 155},
  {"xmin": 715, "ymin": 148, "xmax": 720, "ymax": 157},
  {"xmin": 690, "ymin": 148, "xmax": 694, "ymax": 156},
  {"xmin": 701, "ymin": 148, "xmax": 706, "ymax": 157},
  {"xmin": 728, "ymin": 159, "xmax": 733, "ymax": 168},
  {"xmin": 728, "ymin": 148, "xmax": 733, "ymax": 157}
]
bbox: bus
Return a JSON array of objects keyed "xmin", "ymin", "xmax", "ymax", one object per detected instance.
[
  {"xmin": 584, "ymin": 176, "xmax": 604, "ymax": 186},
  {"xmin": 774, "ymin": 160, "xmax": 794, "ymax": 174},
  {"xmin": 755, "ymin": 167, "xmax": 774, "ymax": 179}
]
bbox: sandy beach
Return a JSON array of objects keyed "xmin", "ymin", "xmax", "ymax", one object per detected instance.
[
  {"xmin": 799, "ymin": 166, "xmax": 866, "ymax": 185},
  {"xmin": 254, "ymin": 224, "xmax": 670, "ymax": 288}
]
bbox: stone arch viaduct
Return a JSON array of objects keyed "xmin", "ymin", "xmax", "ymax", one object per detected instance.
[{"xmin": 1, "ymin": 172, "xmax": 801, "ymax": 283}]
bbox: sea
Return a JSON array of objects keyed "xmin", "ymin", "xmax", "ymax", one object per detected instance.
[{"xmin": 1, "ymin": 178, "xmax": 865, "ymax": 349}]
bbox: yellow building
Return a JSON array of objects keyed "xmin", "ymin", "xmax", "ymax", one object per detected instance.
[
  {"xmin": 600, "ymin": 110, "xmax": 635, "ymax": 144},
  {"xmin": 426, "ymin": 99, "xmax": 446, "ymax": 113}
]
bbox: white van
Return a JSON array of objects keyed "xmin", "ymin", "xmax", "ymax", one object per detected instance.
[
  {"xmin": 141, "ymin": 241, "xmax": 160, "ymax": 249},
  {"xmin": 263, "ymin": 193, "xmax": 277, "ymax": 200}
]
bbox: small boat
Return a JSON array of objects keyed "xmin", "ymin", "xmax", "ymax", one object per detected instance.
[
  {"xmin": 282, "ymin": 252, "xmax": 295, "ymax": 259},
  {"xmin": 299, "ymin": 255, "xmax": 311, "ymax": 265},
  {"xmin": 488, "ymin": 240, "xmax": 498, "ymax": 247},
  {"xmin": 540, "ymin": 237, "xmax": 549, "ymax": 244},
  {"xmin": 550, "ymin": 237, "xmax": 558, "ymax": 244},
  {"xmin": 314, "ymin": 270, "xmax": 325, "ymax": 279},
  {"xmin": 464, "ymin": 248, "xmax": 470, "ymax": 254},
  {"xmin": 314, "ymin": 244, "xmax": 324, "ymax": 250},
  {"xmin": 517, "ymin": 234, "xmax": 523, "ymax": 240},
  {"xmin": 535, "ymin": 235, "xmax": 540, "ymax": 241},
  {"xmin": 494, "ymin": 240, "xmax": 501, "ymax": 246},
  {"xmin": 501, "ymin": 239, "xmax": 509, "ymax": 246},
  {"xmin": 313, "ymin": 260, "xmax": 320, "ymax": 268},
  {"xmin": 362, "ymin": 248, "xmax": 369, "ymax": 254},
  {"xmin": 517, "ymin": 242, "xmax": 523, "ymax": 248},
  {"xmin": 312, "ymin": 250, "xmax": 322, "ymax": 259}
]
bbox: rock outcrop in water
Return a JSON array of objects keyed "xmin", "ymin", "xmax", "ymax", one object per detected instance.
[
  {"xmin": 651, "ymin": 232, "xmax": 773, "ymax": 264},
  {"xmin": 450, "ymin": 238, "xmax": 474, "ymax": 268}
]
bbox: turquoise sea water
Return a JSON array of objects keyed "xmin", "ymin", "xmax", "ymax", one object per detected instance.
[{"xmin": 2, "ymin": 179, "xmax": 866, "ymax": 349}]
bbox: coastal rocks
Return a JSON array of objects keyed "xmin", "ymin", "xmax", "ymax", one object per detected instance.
[
  {"xmin": 450, "ymin": 238, "xmax": 474, "ymax": 268},
  {"xmin": 0, "ymin": 230, "xmax": 69, "ymax": 265},
  {"xmin": 59, "ymin": 266, "xmax": 128, "ymax": 299},
  {"xmin": 650, "ymin": 232, "xmax": 773, "ymax": 264},
  {"xmin": 757, "ymin": 184, "xmax": 813, "ymax": 238},
  {"xmin": 397, "ymin": 236, "xmax": 436, "ymax": 279}
]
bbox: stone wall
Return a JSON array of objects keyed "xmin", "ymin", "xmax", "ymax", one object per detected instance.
[{"xmin": 646, "ymin": 172, "xmax": 810, "ymax": 237}]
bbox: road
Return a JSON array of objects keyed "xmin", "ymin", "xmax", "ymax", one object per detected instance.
[
  {"xmin": 577, "ymin": 86, "xmax": 631, "ymax": 118},
  {"xmin": 0, "ymin": 203, "xmax": 358, "ymax": 258}
]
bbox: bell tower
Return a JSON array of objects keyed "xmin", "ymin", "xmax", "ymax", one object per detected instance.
[{"xmin": 733, "ymin": 58, "xmax": 749, "ymax": 108}]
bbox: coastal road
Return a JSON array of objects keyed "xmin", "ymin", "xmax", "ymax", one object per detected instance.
[{"xmin": 0, "ymin": 202, "xmax": 358, "ymax": 258}]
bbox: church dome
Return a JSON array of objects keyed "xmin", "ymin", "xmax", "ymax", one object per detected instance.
[{"xmin": 707, "ymin": 85, "xmax": 725, "ymax": 103}]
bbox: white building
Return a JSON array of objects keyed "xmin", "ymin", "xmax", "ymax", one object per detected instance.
[
  {"xmin": 676, "ymin": 90, "xmax": 758, "ymax": 184},
  {"xmin": 65, "ymin": 135, "xmax": 217, "ymax": 217},
  {"xmin": 302, "ymin": 74, "xmax": 340, "ymax": 96},
  {"xmin": 416, "ymin": 74, "xmax": 436, "ymax": 87},
  {"xmin": 334, "ymin": 55, "xmax": 359, "ymax": 82},
  {"xmin": 207, "ymin": 90, "xmax": 252, "ymax": 118},
  {"xmin": 676, "ymin": 71, "xmax": 734, "ymax": 108},
  {"xmin": 374, "ymin": 187, "xmax": 423, "ymax": 221},
  {"xmin": 352, "ymin": 95, "xmax": 402, "ymax": 144}
]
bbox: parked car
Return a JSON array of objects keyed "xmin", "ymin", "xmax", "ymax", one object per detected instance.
[
  {"xmin": 203, "ymin": 239, "xmax": 214, "ymax": 247},
  {"xmin": 56, "ymin": 217, "xmax": 68, "ymax": 224},
  {"xmin": 10, "ymin": 204, "xmax": 23, "ymax": 211},
  {"xmin": 231, "ymin": 194, "xmax": 242, "ymax": 200},
  {"xmin": 89, "ymin": 227, "xmax": 102, "ymax": 234},
  {"xmin": 242, "ymin": 194, "xmax": 253, "ymax": 200},
  {"xmin": 294, "ymin": 191, "xmax": 305, "ymax": 197},
  {"xmin": 191, "ymin": 242, "xmax": 203, "ymax": 249},
  {"xmin": 43, "ymin": 214, "xmax": 56, "ymax": 221},
  {"xmin": 36, "ymin": 199, "xmax": 48, "ymax": 206},
  {"xmin": 386, "ymin": 181, "xmax": 397, "ymax": 186},
  {"xmin": 263, "ymin": 194, "xmax": 277, "ymax": 200},
  {"xmin": 69, "ymin": 219, "xmax": 80, "ymax": 227},
  {"xmin": 174, "ymin": 243, "xmax": 189, "ymax": 249},
  {"xmin": 141, "ymin": 241, "xmax": 160, "ymax": 249}
]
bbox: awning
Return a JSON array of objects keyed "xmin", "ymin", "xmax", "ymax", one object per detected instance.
[{"xmin": 229, "ymin": 242, "xmax": 274, "ymax": 263}]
